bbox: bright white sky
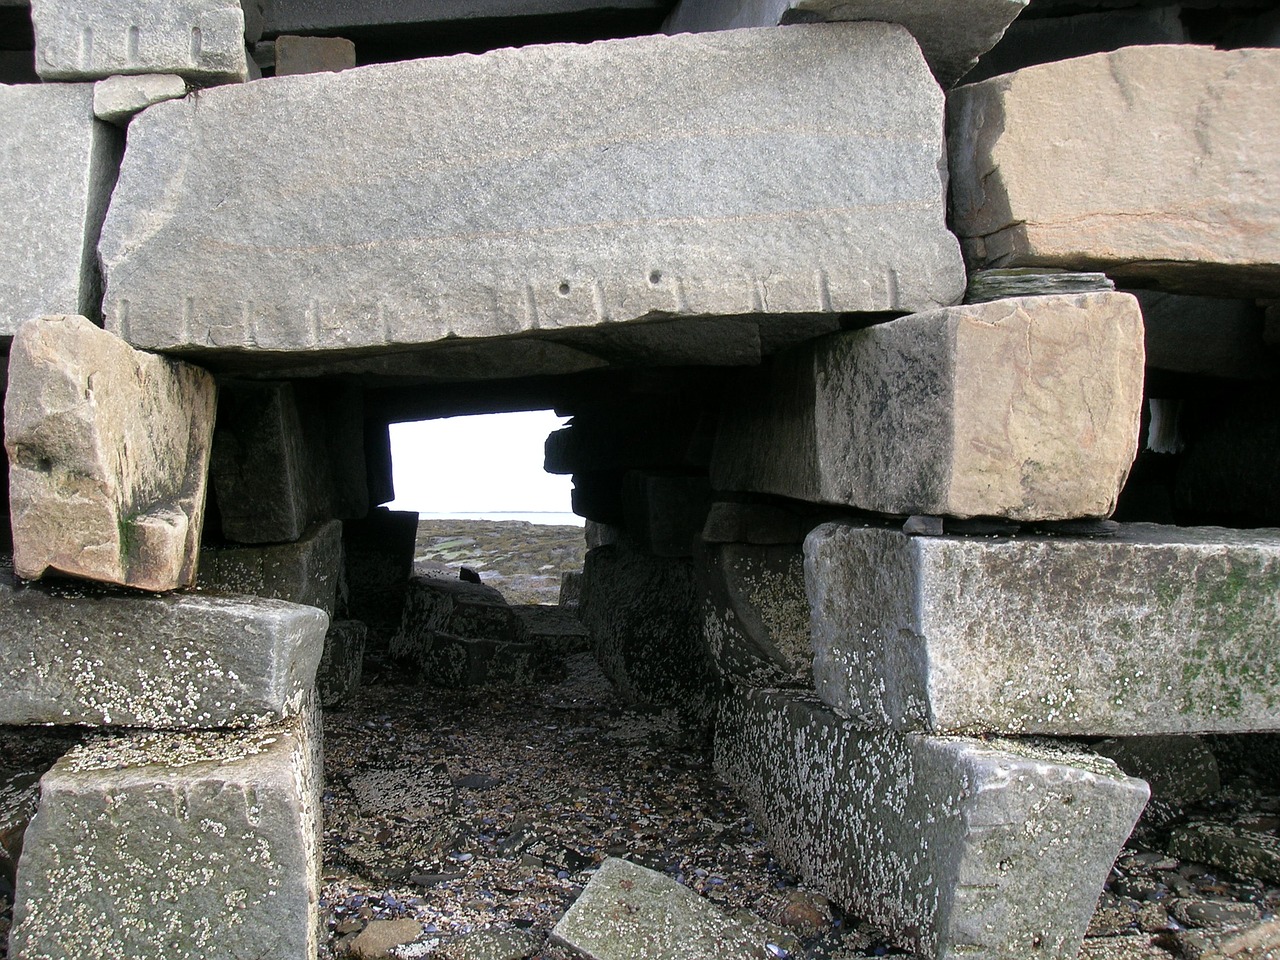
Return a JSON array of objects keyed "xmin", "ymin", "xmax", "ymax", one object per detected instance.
[{"xmin": 386, "ymin": 409, "xmax": 575, "ymax": 515}]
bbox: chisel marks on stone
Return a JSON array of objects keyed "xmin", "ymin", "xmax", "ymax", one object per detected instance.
[
  {"xmin": 815, "ymin": 268, "xmax": 833, "ymax": 312},
  {"xmin": 592, "ymin": 279, "xmax": 609, "ymax": 322},
  {"xmin": 523, "ymin": 284, "xmax": 540, "ymax": 330}
]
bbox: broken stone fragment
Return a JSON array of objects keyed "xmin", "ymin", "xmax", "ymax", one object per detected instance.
[
  {"xmin": 716, "ymin": 686, "xmax": 1149, "ymax": 960},
  {"xmin": 5, "ymin": 315, "xmax": 217, "ymax": 591},
  {"xmin": 92, "ymin": 73, "xmax": 188, "ymax": 126},
  {"xmin": 198, "ymin": 518, "xmax": 344, "ymax": 616},
  {"xmin": 99, "ymin": 24, "xmax": 964, "ymax": 367},
  {"xmin": 0, "ymin": 85, "xmax": 120, "ymax": 334},
  {"xmin": 662, "ymin": 0, "xmax": 1028, "ymax": 87},
  {"xmin": 8, "ymin": 701, "xmax": 321, "ymax": 960},
  {"xmin": 552, "ymin": 856, "xmax": 796, "ymax": 959},
  {"xmin": 274, "ymin": 34, "xmax": 356, "ymax": 75},
  {"xmin": 949, "ymin": 46, "xmax": 1280, "ymax": 297},
  {"xmin": 0, "ymin": 560, "xmax": 327, "ymax": 728},
  {"xmin": 806, "ymin": 522, "xmax": 1280, "ymax": 737},
  {"xmin": 712, "ymin": 292, "xmax": 1145, "ymax": 520},
  {"xmin": 30, "ymin": 0, "xmax": 251, "ymax": 82}
]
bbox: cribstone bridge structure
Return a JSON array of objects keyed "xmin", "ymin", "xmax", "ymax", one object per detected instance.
[{"xmin": 0, "ymin": 0, "xmax": 1277, "ymax": 957}]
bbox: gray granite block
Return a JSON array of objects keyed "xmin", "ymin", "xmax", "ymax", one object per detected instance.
[
  {"xmin": 949, "ymin": 46, "xmax": 1280, "ymax": 297},
  {"xmin": 9, "ymin": 702, "xmax": 321, "ymax": 960},
  {"xmin": 317, "ymin": 619, "xmax": 365, "ymax": 707},
  {"xmin": 391, "ymin": 574, "xmax": 518, "ymax": 671},
  {"xmin": 342, "ymin": 508, "xmax": 417, "ymax": 630},
  {"xmin": 100, "ymin": 24, "xmax": 964, "ymax": 366},
  {"xmin": 30, "ymin": 0, "xmax": 250, "ymax": 82},
  {"xmin": 663, "ymin": 0, "xmax": 1028, "ymax": 87},
  {"xmin": 198, "ymin": 518, "xmax": 343, "ymax": 616},
  {"xmin": 0, "ymin": 83, "xmax": 120, "ymax": 335},
  {"xmin": 698, "ymin": 540, "xmax": 812, "ymax": 688},
  {"xmin": 0, "ymin": 561, "xmax": 327, "ymax": 728},
  {"xmin": 577, "ymin": 539, "xmax": 714, "ymax": 715},
  {"xmin": 711, "ymin": 293, "xmax": 1144, "ymax": 521},
  {"xmin": 805, "ymin": 522, "xmax": 1280, "ymax": 737},
  {"xmin": 716, "ymin": 686, "xmax": 1149, "ymax": 960}
]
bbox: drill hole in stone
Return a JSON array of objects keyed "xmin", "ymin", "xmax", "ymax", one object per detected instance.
[{"xmin": 558, "ymin": 281, "xmax": 571, "ymax": 296}]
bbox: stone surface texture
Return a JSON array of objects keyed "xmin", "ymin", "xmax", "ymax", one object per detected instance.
[
  {"xmin": 577, "ymin": 539, "xmax": 714, "ymax": 716},
  {"xmin": 30, "ymin": 0, "xmax": 250, "ymax": 82},
  {"xmin": 0, "ymin": 561, "xmax": 327, "ymax": 728},
  {"xmin": 210, "ymin": 381, "xmax": 368, "ymax": 543},
  {"xmin": 716, "ymin": 686, "xmax": 1150, "ymax": 960},
  {"xmin": 93, "ymin": 73, "xmax": 187, "ymax": 126},
  {"xmin": 5, "ymin": 316, "xmax": 217, "ymax": 591},
  {"xmin": 662, "ymin": 0, "xmax": 1027, "ymax": 86},
  {"xmin": 552, "ymin": 856, "xmax": 793, "ymax": 959},
  {"xmin": 391, "ymin": 575, "xmax": 519, "ymax": 671},
  {"xmin": 9, "ymin": 702, "xmax": 321, "ymax": 960},
  {"xmin": 317, "ymin": 619, "xmax": 366, "ymax": 707},
  {"xmin": 198, "ymin": 519, "xmax": 343, "ymax": 615},
  {"xmin": 949, "ymin": 46, "xmax": 1280, "ymax": 296},
  {"xmin": 0, "ymin": 84, "xmax": 119, "ymax": 334},
  {"xmin": 698, "ymin": 540, "xmax": 812, "ymax": 687},
  {"xmin": 100, "ymin": 24, "xmax": 964, "ymax": 364},
  {"xmin": 275, "ymin": 34, "xmax": 355, "ymax": 75},
  {"xmin": 1135, "ymin": 290, "xmax": 1274, "ymax": 381},
  {"xmin": 711, "ymin": 293, "xmax": 1144, "ymax": 520},
  {"xmin": 342, "ymin": 508, "xmax": 418, "ymax": 630},
  {"xmin": 805, "ymin": 522, "xmax": 1280, "ymax": 737}
]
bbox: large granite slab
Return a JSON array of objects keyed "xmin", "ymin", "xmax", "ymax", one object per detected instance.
[
  {"xmin": 0, "ymin": 83, "xmax": 120, "ymax": 335},
  {"xmin": 198, "ymin": 518, "xmax": 343, "ymax": 615},
  {"xmin": 949, "ymin": 46, "xmax": 1280, "ymax": 297},
  {"xmin": 6, "ymin": 316, "xmax": 217, "ymax": 592},
  {"xmin": 663, "ymin": 0, "xmax": 1028, "ymax": 87},
  {"xmin": 805, "ymin": 522, "xmax": 1280, "ymax": 737},
  {"xmin": 711, "ymin": 293, "xmax": 1144, "ymax": 520},
  {"xmin": 716, "ymin": 686, "xmax": 1149, "ymax": 960},
  {"xmin": 30, "ymin": 0, "xmax": 250, "ymax": 82},
  {"xmin": 100, "ymin": 24, "xmax": 964, "ymax": 366},
  {"xmin": 9, "ymin": 703, "xmax": 320, "ymax": 960},
  {"xmin": 0, "ymin": 562, "xmax": 327, "ymax": 728}
]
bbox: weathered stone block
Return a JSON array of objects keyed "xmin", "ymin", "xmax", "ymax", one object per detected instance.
[
  {"xmin": 699, "ymin": 540, "xmax": 811, "ymax": 688},
  {"xmin": 100, "ymin": 24, "xmax": 964, "ymax": 365},
  {"xmin": 420, "ymin": 633, "xmax": 539, "ymax": 688},
  {"xmin": 391, "ymin": 574, "xmax": 518, "ymax": 670},
  {"xmin": 949, "ymin": 46, "xmax": 1280, "ymax": 296},
  {"xmin": 552, "ymin": 857, "xmax": 795, "ymax": 959},
  {"xmin": 663, "ymin": 0, "xmax": 1027, "ymax": 87},
  {"xmin": 1093, "ymin": 736, "xmax": 1220, "ymax": 829},
  {"xmin": 1168, "ymin": 823, "xmax": 1280, "ymax": 885},
  {"xmin": 317, "ymin": 619, "xmax": 365, "ymax": 708},
  {"xmin": 0, "ymin": 84, "xmax": 120, "ymax": 334},
  {"xmin": 210, "ymin": 381, "xmax": 368, "ymax": 543},
  {"xmin": 716, "ymin": 686, "xmax": 1149, "ymax": 960},
  {"xmin": 93, "ymin": 73, "xmax": 187, "ymax": 126},
  {"xmin": 512, "ymin": 604, "xmax": 591, "ymax": 657},
  {"xmin": 805, "ymin": 522, "xmax": 1280, "ymax": 737},
  {"xmin": 275, "ymin": 34, "xmax": 355, "ymax": 75},
  {"xmin": 342, "ymin": 508, "xmax": 417, "ymax": 630},
  {"xmin": 712, "ymin": 293, "xmax": 1144, "ymax": 520},
  {"xmin": 30, "ymin": 0, "xmax": 250, "ymax": 82},
  {"xmin": 9, "ymin": 703, "xmax": 321, "ymax": 960},
  {"xmin": 198, "ymin": 519, "xmax": 343, "ymax": 615},
  {"xmin": 0, "ymin": 561, "xmax": 327, "ymax": 728},
  {"xmin": 577, "ymin": 539, "xmax": 714, "ymax": 714},
  {"xmin": 5, "ymin": 316, "xmax": 217, "ymax": 591}
]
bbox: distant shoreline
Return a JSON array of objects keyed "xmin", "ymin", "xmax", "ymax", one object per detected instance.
[{"xmin": 414, "ymin": 511, "xmax": 585, "ymax": 527}]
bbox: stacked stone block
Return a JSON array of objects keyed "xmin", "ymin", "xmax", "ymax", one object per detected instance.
[{"xmin": 0, "ymin": 0, "xmax": 1277, "ymax": 956}]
